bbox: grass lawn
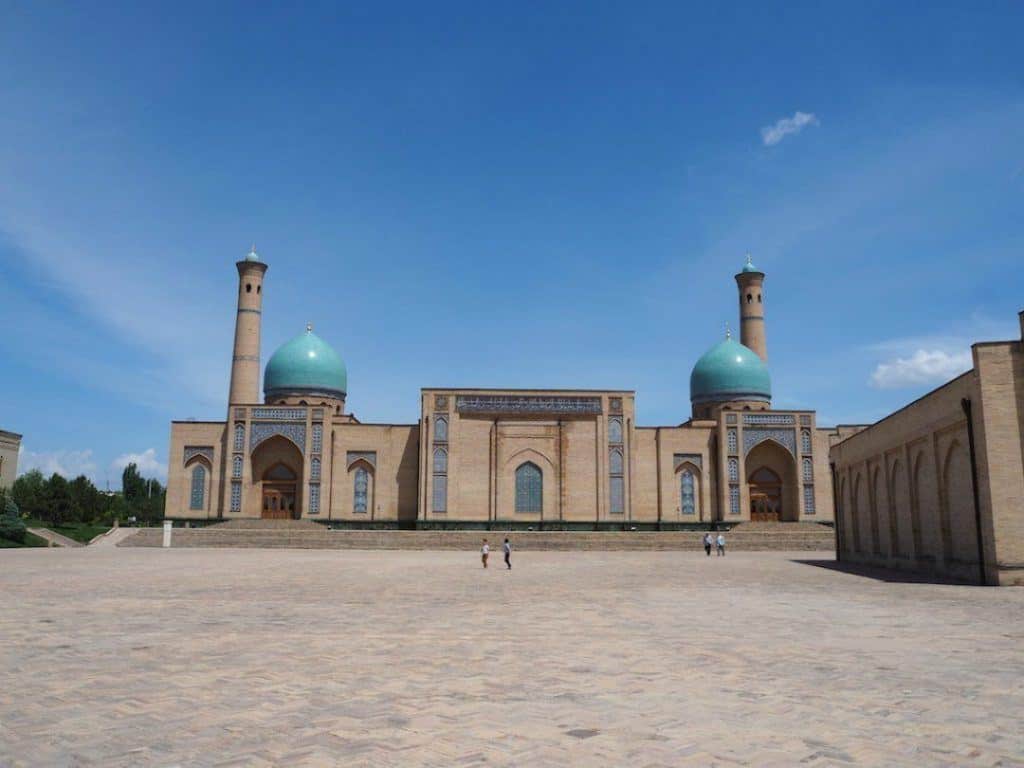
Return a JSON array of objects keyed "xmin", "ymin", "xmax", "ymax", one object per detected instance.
[
  {"xmin": 0, "ymin": 531, "xmax": 49, "ymax": 548},
  {"xmin": 24, "ymin": 520, "xmax": 111, "ymax": 544}
]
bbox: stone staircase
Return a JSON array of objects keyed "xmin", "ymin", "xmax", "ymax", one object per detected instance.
[{"xmin": 118, "ymin": 520, "xmax": 834, "ymax": 551}]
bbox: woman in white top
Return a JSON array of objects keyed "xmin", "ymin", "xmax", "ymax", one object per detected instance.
[{"xmin": 481, "ymin": 539, "xmax": 490, "ymax": 568}]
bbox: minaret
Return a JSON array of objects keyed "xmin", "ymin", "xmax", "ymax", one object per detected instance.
[
  {"xmin": 227, "ymin": 245, "xmax": 268, "ymax": 405},
  {"xmin": 735, "ymin": 254, "xmax": 767, "ymax": 362}
]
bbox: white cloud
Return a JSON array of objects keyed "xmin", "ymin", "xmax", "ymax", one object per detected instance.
[
  {"xmin": 110, "ymin": 448, "xmax": 168, "ymax": 481},
  {"xmin": 17, "ymin": 446, "xmax": 97, "ymax": 479},
  {"xmin": 761, "ymin": 111, "xmax": 819, "ymax": 146},
  {"xmin": 869, "ymin": 349, "xmax": 973, "ymax": 389}
]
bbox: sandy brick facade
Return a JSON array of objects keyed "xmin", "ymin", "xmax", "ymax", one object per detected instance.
[
  {"xmin": 165, "ymin": 251, "xmax": 836, "ymax": 529},
  {"xmin": 830, "ymin": 313, "xmax": 1024, "ymax": 585},
  {"xmin": 0, "ymin": 429, "xmax": 21, "ymax": 490}
]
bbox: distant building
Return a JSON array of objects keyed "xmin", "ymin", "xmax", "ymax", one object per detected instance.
[
  {"xmin": 831, "ymin": 313, "xmax": 1024, "ymax": 586},
  {"xmin": 0, "ymin": 430, "xmax": 21, "ymax": 490},
  {"xmin": 166, "ymin": 248, "xmax": 834, "ymax": 528}
]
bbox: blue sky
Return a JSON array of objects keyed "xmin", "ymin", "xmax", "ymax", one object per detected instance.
[{"xmin": 1, "ymin": 2, "xmax": 1021, "ymax": 487}]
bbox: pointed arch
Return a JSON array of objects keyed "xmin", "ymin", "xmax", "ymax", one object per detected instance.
[
  {"xmin": 514, "ymin": 462, "xmax": 543, "ymax": 514},
  {"xmin": 676, "ymin": 461, "xmax": 700, "ymax": 517}
]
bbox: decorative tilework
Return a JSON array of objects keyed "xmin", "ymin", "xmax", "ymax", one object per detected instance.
[
  {"xmin": 743, "ymin": 428, "xmax": 795, "ymax": 457},
  {"xmin": 184, "ymin": 446, "xmax": 214, "ymax": 465},
  {"xmin": 729, "ymin": 485, "xmax": 740, "ymax": 515},
  {"xmin": 608, "ymin": 417, "xmax": 623, "ymax": 444},
  {"xmin": 680, "ymin": 469, "xmax": 696, "ymax": 516},
  {"xmin": 309, "ymin": 483, "xmax": 320, "ymax": 515},
  {"xmin": 432, "ymin": 474, "xmax": 447, "ymax": 513},
  {"xmin": 803, "ymin": 457, "xmax": 814, "ymax": 483},
  {"xmin": 726, "ymin": 413, "xmax": 738, "ymax": 424},
  {"xmin": 252, "ymin": 407, "xmax": 306, "ymax": 420},
  {"xmin": 353, "ymin": 467, "xmax": 369, "ymax": 513},
  {"xmin": 311, "ymin": 424, "xmax": 323, "ymax": 454},
  {"xmin": 434, "ymin": 395, "xmax": 449, "ymax": 411},
  {"xmin": 434, "ymin": 416, "xmax": 448, "ymax": 442},
  {"xmin": 804, "ymin": 485, "xmax": 816, "ymax": 514},
  {"xmin": 727, "ymin": 428, "xmax": 738, "ymax": 454},
  {"xmin": 801, "ymin": 429, "xmax": 812, "ymax": 455},
  {"xmin": 232, "ymin": 455, "xmax": 242, "ymax": 478},
  {"xmin": 311, "ymin": 457, "xmax": 321, "ymax": 481},
  {"xmin": 744, "ymin": 414, "xmax": 795, "ymax": 425},
  {"xmin": 457, "ymin": 395, "xmax": 601, "ymax": 416},
  {"xmin": 233, "ymin": 423, "xmax": 245, "ymax": 451},
  {"xmin": 312, "ymin": 408, "xmax": 324, "ymax": 420},
  {"xmin": 609, "ymin": 397, "xmax": 623, "ymax": 414},
  {"xmin": 230, "ymin": 481, "xmax": 241, "ymax": 512},
  {"xmin": 234, "ymin": 408, "xmax": 246, "ymax": 420},
  {"xmin": 347, "ymin": 451, "xmax": 377, "ymax": 468},
  {"xmin": 673, "ymin": 453, "xmax": 702, "ymax": 470},
  {"xmin": 250, "ymin": 422, "xmax": 306, "ymax": 453},
  {"xmin": 800, "ymin": 415, "xmax": 812, "ymax": 426},
  {"xmin": 189, "ymin": 465, "xmax": 206, "ymax": 511},
  {"xmin": 728, "ymin": 457, "xmax": 739, "ymax": 482},
  {"xmin": 516, "ymin": 462, "xmax": 543, "ymax": 513},
  {"xmin": 609, "ymin": 476, "xmax": 624, "ymax": 514}
]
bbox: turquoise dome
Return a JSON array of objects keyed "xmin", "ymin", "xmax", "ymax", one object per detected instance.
[
  {"xmin": 740, "ymin": 255, "xmax": 761, "ymax": 273},
  {"xmin": 264, "ymin": 326, "xmax": 347, "ymax": 400},
  {"xmin": 690, "ymin": 337, "xmax": 771, "ymax": 404}
]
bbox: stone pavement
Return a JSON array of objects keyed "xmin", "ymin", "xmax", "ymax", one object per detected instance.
[{"xmin": 0, "ymin": 548, "xmax": 1021, "ymax": 767}]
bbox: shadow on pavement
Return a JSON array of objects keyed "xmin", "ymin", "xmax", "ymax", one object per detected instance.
[{"xmin": 791, "ymin": 558, "xmax": 972, "ymax": 586}]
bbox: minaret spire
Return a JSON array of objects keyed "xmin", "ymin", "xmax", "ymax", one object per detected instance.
[
  {"xmin": 735, "ymin": 254, "xmax": 767, "ymax": 362},
  {"xmin": 228, "ymin": 246, "xmax": 269, "ymax": 406}
]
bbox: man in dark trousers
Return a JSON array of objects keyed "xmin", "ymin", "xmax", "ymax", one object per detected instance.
[{"xmin": 503, "ymin": 538, "xmax": 512, "ymax": 570}]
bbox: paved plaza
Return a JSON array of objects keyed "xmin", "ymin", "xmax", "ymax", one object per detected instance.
[{"xmin": 1, "ymin": 548, "xmax": 1022, "ymax": 767}]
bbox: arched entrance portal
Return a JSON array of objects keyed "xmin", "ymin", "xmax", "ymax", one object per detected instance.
[
  {"xmin": 749, "ymin": 467, "xmax": 782, "ymax": 521},
  {"xmin": 250, "ymin": 434, "xmax": 304, "ymax": 519},
  {"xmin": 262, "ymin": 463, "xmax": 298, "ymax": 519},
  {"xmin": 745, "ymin": 439, "xmax": 798, "ymax": 521}
]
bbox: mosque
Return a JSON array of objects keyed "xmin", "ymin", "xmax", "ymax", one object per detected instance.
[{"xmin": 166, "ymin": 249, "xmax": 835, "ymax": 528}]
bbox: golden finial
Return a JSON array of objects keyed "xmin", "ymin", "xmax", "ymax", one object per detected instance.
[
  {"xmin": 725, "ymin": 322, "xmax": 731, "ymax": 339},
  {"xmin": 745, "ymin": 252, "xmax": 753, "ymax": 266},
  {"xmin": 306, "ymin": 322, "xmax": 313, "ymax": 333}
]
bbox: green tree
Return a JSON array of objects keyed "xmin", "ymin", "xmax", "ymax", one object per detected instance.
[
  {"xmin": 12, "ymin": 470, "xmax": 47, "ymax": 520},
  {"xmin": 0, "ymin": 487, "xmax": 26, "ymax": 542},
  {"xmin": 69, "ymin": 475, "xmax": 105, "ymax": 523},
  {"xmin": 43, "ymin": 473, "xmax": 74, "ymax": 526}
]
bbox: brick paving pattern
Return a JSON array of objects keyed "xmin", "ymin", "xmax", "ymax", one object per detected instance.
[{"xmin": 1, "ymin": 548, "xmax": 1022, "ymax": 767}]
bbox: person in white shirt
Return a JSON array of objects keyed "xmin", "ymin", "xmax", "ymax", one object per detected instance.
[
  {"xmin": 716, "ymin": 533, "xmax": 726, "ymax": 556},
  {"xmin": 503, "ymin": 538, "xmax": 512, "ymax": 570},
  {"xmin": 703, "ymin": 532, "xmax": 713, "ymax": 556},
  {"xmin": 481, "ymin": 539, "xmax": 490, "ymax": 569}
]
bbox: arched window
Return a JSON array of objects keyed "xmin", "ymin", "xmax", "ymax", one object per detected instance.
[
  {"xmin": 232, "ymin": 455, "xmax": 242, "ymax": 478},
  {"xmin": 727, "ymin": 428, "xmax": 738, "ymax": 454},
  {"xmin": 608, "ymin": 417, "xmax": 623, "ymax": 444},
  {"xmin": 515, "ymin": 462, "xmax": 542, "ymax": 513},
  {"xmin": 680, "ymin": 468, "xmax": 697, "ymax": 515},
  {"xmin": 803, "ymin": 457, "xmax": 813, "ymax": 483},
  {"xmin": 234, "ymin": 423, "xmax": 245, "ymax": 451},
  {"xmin": 801, "ymin": 429, "xmax": 812, "ymax": 454},
  {"xmin": 433, "ymin": 447, "xmax": 447, "ymax": 474},
  {"xmin": 746, "ymin": 293, "xmax": 753, "ymax": 304},
  {"xmin": 189, "ymin": 465, "xmax": 206, "ymax": 511},
  {"xmin": 434, "ymin": 416, "xmax": 448, "ymax": 442},
  {"xmin": 311, "ymin": 457, "xmax": 321, "ymax": 481},
  {"xmin": 728, "ymin": 457, "xmax": 739, "ymax": 482},
  {"xmin": 609, "ymin": 448, "xmax": 624, "ymax": 474},
  {"xmin": 353, "ymin": 467, "xmax": 369, "ymax": 513}
]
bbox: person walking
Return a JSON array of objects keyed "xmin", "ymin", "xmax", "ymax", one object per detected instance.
[
  {"xmin": 481, "ymin": 538, "xmax": 490, "ymax": 569},
  {"xmin": 503, "ymin": 538, "xmax": 512, "ymax": 570},
  {"xmin": 716, "ymin": 532, "xmax": 726, "ymax": 556},
  {"xmin": 703, "ymin": 532, "xmax": 712, "ymax": 557}
]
